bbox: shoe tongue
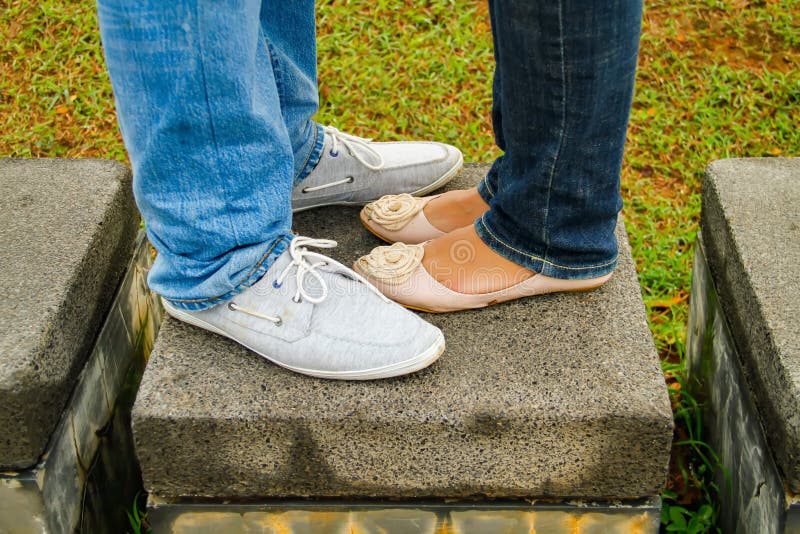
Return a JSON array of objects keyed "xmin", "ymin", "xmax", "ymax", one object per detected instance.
[
  {"xmin": 263, "ymin": 246, "xmax": 294, "ymax": 278},
  {"xmin": 252, "ymin": 247, "xmax": 294, "ymax": 291},
  {"xmin": 327, "ymin": 131, "xmax": 381, "ymax": 168}
]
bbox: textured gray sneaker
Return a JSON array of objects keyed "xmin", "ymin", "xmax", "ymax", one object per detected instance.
[
  {"xmin": 162, "ymin": 236, "xmax": 445, "ymax": 380},
  {"xmin": 291, "ymin": 126, "xmax": 463, "ymax": 212}
]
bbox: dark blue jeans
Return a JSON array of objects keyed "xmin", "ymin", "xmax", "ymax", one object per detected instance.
[{"xmin": 477, "ymin": 0, "xmax": 643, "ymax": 280}]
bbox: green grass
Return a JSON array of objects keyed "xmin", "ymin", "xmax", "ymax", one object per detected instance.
[
  {"xmin": 126, "ymin": 492, "xmax": 150, "ymax": 534},
  {"xmin": 2, "ymin": 0, "xmax": 798, "ymax": 531},
  {"xmin": 0, "ymin": 1, "xmax": 126, "ymax": 160}
]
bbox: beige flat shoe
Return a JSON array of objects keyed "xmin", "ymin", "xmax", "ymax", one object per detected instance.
[
  {"xmin": 360, "ymin": 193, "xmax": 445, "ymax": 244},
  {"xmin": 353, "ymin": 242, "xmax": 612, "ymax": 313}
]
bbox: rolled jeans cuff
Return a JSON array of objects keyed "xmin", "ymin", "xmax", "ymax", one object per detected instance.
[
  {"xmin": 293, "ymin": 122, "xmax": 325, "ymax": 186},
  {"xmin": 161, "ymin": 235, "xmax": 291, "ymax": 311},
  {"xmin": 475, "ymin": 214, "xmax": 618, "ymax": 280}
]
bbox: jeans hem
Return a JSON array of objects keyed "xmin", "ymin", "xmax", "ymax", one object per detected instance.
[
  {"xmin": 477, "ymin": 173, "xmax": 496, "ymax": 203},
  {"xmin": 293, "ymin": 122, "xmax": 324, "ymax": 186},
  {"xmin": 162, "ymin": 235, "xmax": 291, "ymax": 311},
  {"xmin": 475, "ymin": 215, "xmax": 618, "ymax": 280}
]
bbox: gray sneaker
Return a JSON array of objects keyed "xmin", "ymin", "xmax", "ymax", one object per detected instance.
[
  {"xmin": 291, "ymin": 126, "xmax": 463, "ymax": 212},
  {"xmin": 162, "ymin": 236, "xmax": 445, "ymax": 380}
]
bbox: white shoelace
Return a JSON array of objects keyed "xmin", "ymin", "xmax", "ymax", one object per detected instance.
[
  {"xmin": 324, "ymin": 126, "xmax": 385, "ymax": 171},
  {"xmin": 228, "ymin": 236, "xmax": 389, "ymax": 325}
]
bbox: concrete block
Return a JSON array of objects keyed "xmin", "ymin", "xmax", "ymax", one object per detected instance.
[
  {"xmin": 687, "ymin": 241, "xmax": 790, "ymax": 533},
  {"xmin": 40, "ymin": 415, "xmax": 83, "ymax": 533},
  {"xmin": 0, "ymin": 158, "xmax": 139, "ymax": 469},
  {"xmin": 450, "ymin": 509, "xmax": 657, "ymax": 533},
  {"xmin": 133, "ymin": 164, "xmax": 672, "ymax": 501},
  {"xmin": 0, "ymin": 476, "xmax": 47, "ymax": 534},
  {"xmin": 68, "ymin": 350, "xmax": 111, "ymax": 470},
  {"xmin": 0, "ymin": 234, "xmax": 163, "ymax": 534},
  {"xmin": 701, "ymin": 158, "xmax": 800, "ymax": 491},
  {"xmin": 147, "ymin": 500, "xmax": 663, "ymax": 533}
]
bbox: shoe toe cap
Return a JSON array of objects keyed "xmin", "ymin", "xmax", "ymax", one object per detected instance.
[{"xmin": 301, "ymin": 298, "xmax": 443, "ymax": 376}]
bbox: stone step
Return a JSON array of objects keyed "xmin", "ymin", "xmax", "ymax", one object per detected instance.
[
  {"xmin": 147, "ymin": 500, "xmax": 662, "ymax": 533},
  {"xmin": 700, "ymin": 158, "xmax": 800, "ymax": 490},
  {"xmin": 133, "ymin": 164, "xmax": 673, "ymax": 504},
  {"xmin": 688, "ymin": 157, "xmax": 800, "ymax": 532},
  {"xmin": 0, "ymin": 234, "xmax": 162, "ymax": 534},
  {"xmin": 0, "ymin": 158, "xmax": 139, "ymax": 470}
]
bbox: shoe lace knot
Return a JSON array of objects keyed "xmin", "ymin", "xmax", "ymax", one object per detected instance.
[{"xmin": 275, "ymin": 236, "xmax": 389, "ymax": 305}]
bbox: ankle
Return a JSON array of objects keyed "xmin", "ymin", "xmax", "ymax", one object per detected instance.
[{"xmin": 424, "ymin": 188, "xmax": 490, "ymax": 233}]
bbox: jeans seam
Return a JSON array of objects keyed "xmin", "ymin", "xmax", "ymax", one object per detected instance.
[
  {"xmin": 266, "ymin": 40, "xmax": 286, "ymax": 116},
  {"xmin": 167, "ymin": 236, "xmax": 288, "ymax": 303},
  {"xmin": 265, "ymin": 36, "xmax": 320, "ymax": 185},
  {"xmin": 196, "ymin": 2, "xmax": 241, "ymax": 248},
  {"xmin": 481, "ymin": 173, "xmax": 496, "ymax": 198},
  {"xmin": 541, "ymin": 0, "xmax": 568, "ymax": 265},
  {"xmin": 478, "ymin": 216, "xmax": 617, "ymax": 272}
]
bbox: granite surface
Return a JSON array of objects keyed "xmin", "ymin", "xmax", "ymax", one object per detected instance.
[
  {"xmin": 1, "ymin": 234, "xmax": 163, "ymax": 534},
  {"xmin": 701, "ymin": 158, "xmax": 800, "ymax": 491},
  {"xmin": 0, "ymin": 158, "xmax": 139, "ymax": 469},
  {"xmin": 133, "ymin": 164, "xmax": 673, "ymax": 500},
  {"xmin": 688, "ymin": 242, "xmax": 788, "ymax": 533}
]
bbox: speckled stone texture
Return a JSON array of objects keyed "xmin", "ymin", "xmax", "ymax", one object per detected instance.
[
  {"xmin": 133, "ymin": 163, "xmax": 672, "ymax": 500},
  {"xmin": 701, "ymin": 158, "xmax": 800, "ymax": 492},
  {"xmin": 687, "ymin": 243, "xmax": 788, "ymax": 533},
  {"xmin": 0, "ymin": 159, "xmax": 139, "ymax": 469}
]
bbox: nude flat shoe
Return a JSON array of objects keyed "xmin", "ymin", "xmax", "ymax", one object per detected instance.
[
  {"xmin": 360, "ymin": 193, "xmax": 446, "ymax": 244},
  {"xmin": 353, "ymin": 242, "xmax": 612, "ymax": 313}
]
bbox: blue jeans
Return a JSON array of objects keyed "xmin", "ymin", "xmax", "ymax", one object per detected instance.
[
  {"xmin": 477, "ymin": 0, "xmax": 642, "ymax": 279},
  {"xmin": 97, "ymin": 0, "xmax": 323, "ymax": 310},
  {"xmin": 98, "ymin": 0, "xmax": 641, "ymax": 312}
]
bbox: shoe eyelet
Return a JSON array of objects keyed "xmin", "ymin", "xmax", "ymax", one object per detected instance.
[
  {"xmin": 300, "ymin": 188, "xmax": 309, "ymax": 194},
  {"xmin": 329, "ymin": 150, "xmax": 339, "ymax": 157},
  {"xmin": 272, "ymin": 280, "xmax": 282, "ymax": 289},
  {"xmin": 227, "ymin": 302, "xmax": 237, "ymax": 311},
  {"xmin": 274, "ymin": 317, "xmax": 283, "ymax": 326},
  {"xmin": 346, "ymin": 176, "xmax": 354, "ymax": 183},
  {"xmin": 292, "ymin": 295, "xmax": 301, "ymax": 303}
]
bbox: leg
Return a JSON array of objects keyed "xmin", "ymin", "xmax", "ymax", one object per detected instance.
[
  {"xmin": 356, "ymin": 0, "xmax": 644, "ymax": 310},
  {"xmin": 269, "ymin": 3, "xmax": 463, "ymax": 212},
  {"xmin": 477, "ymin": 0, "xmax": 508, "ymax": 205},
  {"xmin": 476, "ymin": 0, "xmax": 643, "ymax": 280},
  {"xmin": 98, "ymin": 0, "xmax": 447, "ymax": 379},
  {"xmin": 97, "ymin": 0, "xmax": 294, "ymax": 309},
  {"xmin": 259, "ymin": 0, "xmax": 325, "ymax": 185}
]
